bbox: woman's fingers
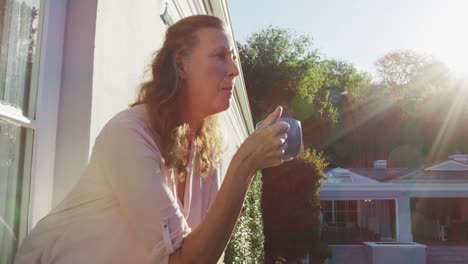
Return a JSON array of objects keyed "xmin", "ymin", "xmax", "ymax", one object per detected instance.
[
  {"xmin": 240, "ymin": 106, "xmax": 293, "ymax": 169},
  {"xmin": 280, "ymin": 142, "xmax": 288, "ymax": 153},
  {"xmin": 257, "ymin": 106, "xmax": 283, "ymax": 129},
  {"xmin": 262, "ymin": 132, "xmax": 289, "ymax": 167},
  {"xmin": 262, "ymin": 123, "xmax": 289, "ymax": 167},
  {"xmin": 269, "ymin": 121, "xmax": 290, "ymax": 136}
]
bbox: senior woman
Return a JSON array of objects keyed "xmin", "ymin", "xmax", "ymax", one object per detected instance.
[{"xmin": 15, "ymin": 15, "xmax": 290, "ymax": 264}]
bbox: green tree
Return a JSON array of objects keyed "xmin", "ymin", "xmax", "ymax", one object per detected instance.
[
  {"xmin": 238, "ymin": 26, "xmax": 327, "ymax": 122},
  {"xmin": 373, "ymin": 50, "xmax": 468, "ymax": 165},
  {"xmin": 375, "ymin": 50, "xmax": 433, "ymax": 87},
  {"xmin": 374, "ymin": 50, "xmax": 450, "ymax": 114},
  {"xmin": 320, "ymin": 59, "xmax": 372, "ymax": 104},
  {"xmin": 238, "ymin": 27, "xmax": 372, "ymax": 150}
]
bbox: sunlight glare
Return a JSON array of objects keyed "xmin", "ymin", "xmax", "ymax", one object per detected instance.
[{"xmin": 428, "ymin": 1, "xmax": 468, "ymax": 78}]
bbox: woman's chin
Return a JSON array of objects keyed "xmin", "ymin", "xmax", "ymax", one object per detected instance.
[
  {"xmin": 222, "ymin": 100, "xmax": 231, "ymax": 110},
  {"xmin": 207, "ymin": 102, "xmax": 230, "ymax": 117},
  {"xmin": 221, "ymin": 100, "xmax": 231, "ymax": 112}
]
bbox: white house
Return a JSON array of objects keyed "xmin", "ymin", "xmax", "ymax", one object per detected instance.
[
  {"xmin": 321, "ymin": 155, "xmax": 468, "ymax": 264},
  {"xmin": 0, "ymin": 1, "xmax": 253, "ymax": 263}
]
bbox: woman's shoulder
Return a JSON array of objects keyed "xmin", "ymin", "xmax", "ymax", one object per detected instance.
[
  {"xmin": 100, "ymin": 104, "xmax": 154, "ymax": 136},
  {"xmin": 96, "ymin": 104, "xmax": 159, "ymax": 149},
  {"xmin": 108, "ymin": 104, "xmax": 149, "ymax": 128}
]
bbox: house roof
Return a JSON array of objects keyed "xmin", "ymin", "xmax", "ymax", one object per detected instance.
[
  {"xmin": 326, "ymin": 156, "xmax": 468, "ymax": 184},
  {"xmin": 391, "ymin": 156, "xmax": 468, "ymax": 183},
  {"xmin": 424, "ymin": 160, "xmax": 468, "ymax": 171},
  {"xmin": 392, "ymin": 170, "xmax": 468, "ymax": 183},
  {"xmin": 347, "ymin": 168, "xmax": 410, "ymax": 182},
  {"xmin": 324, "ymin": 168, "xmax": 386, "ymax": 184}
]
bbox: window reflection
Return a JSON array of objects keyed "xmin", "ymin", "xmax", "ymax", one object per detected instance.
[
  {"xmin": 321, "ymin": 200, "xmax": 396, "ymax": 244},
  {"xmin": 0, "ymin": 0, "xmax": 41, "ymax": 115}
]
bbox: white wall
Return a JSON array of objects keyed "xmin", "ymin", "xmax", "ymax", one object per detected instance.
[
  {"xmin": 53, "ymin": 0, "xmax": 98, "ymax": 206},
  {"xmin": 91, "ymin": 0, "xmax": 167, "ymax": 147},
  {"xmin": 218, "ymin": 107, "xmax": 249, "ymax": 179}
]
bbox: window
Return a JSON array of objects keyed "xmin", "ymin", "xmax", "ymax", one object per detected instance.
[
  {"xmin": 321, "ymin": 200, "xmax": 396, "ymax": 244},
  {"xmin": 0, "ymin": 0, "xmax": 42, "ymax": 263},
  {"xmin": 411, "ymin": 198, "xmax": 468, "ymax": 245},
  {"xmin": 322, "ymin": 200, "xmax": 358, "ymax": 226}
]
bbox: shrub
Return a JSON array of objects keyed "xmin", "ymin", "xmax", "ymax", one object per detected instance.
[
  {"xmin": 262, "ymin": 148, "xmax": 331, "ymax": 263},
  {"xmin": 224, "ymin": 171, "xmax": 264, "ymax": 264}
]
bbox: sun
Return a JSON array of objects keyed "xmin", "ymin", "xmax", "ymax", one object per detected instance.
[
  {"xmin": 425, "ymin": 1, "xmax": 468, "ymax": 78},
  {"xmin": 442, "ymin": 44, "xmax": 468, "ymax": 78}
]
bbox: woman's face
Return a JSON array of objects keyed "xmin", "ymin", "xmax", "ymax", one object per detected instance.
[{"xmin": 180, "ymin": 27, "xmax": 239, "ymax": 120}]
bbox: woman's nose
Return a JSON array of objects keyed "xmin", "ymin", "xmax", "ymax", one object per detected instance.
[{"xmin": 228, "ymin": 58, "xmax": 240, "ymax": 78}]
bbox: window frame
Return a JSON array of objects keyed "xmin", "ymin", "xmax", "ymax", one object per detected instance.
[
  {"xmin": 0, "ymin": 0, "xmax": 43, "ymax": 246},
  {"xmin": 26, "ymin": 0, "xmax": 67, "ymax": 231},
  {"xmin": 321, "ymin": 198, "xmax": 398, "ymax": 244},
  {"xmin": 322, "ymin": 200, "xmax": 359, "ymax": 226},
  {"xmin": 0, "ymin": 0, "xmax": 67, "ymax": 238}
]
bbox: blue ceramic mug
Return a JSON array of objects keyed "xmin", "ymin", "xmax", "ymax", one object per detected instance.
[{"xmin": 256, "ymin": 117, "xmax": 303, "ymax": 159}]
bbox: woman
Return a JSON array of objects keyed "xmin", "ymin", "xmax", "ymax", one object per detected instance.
[{"xmin": 15, "ymin": 15, "xmax": 289, "ymax": 264}]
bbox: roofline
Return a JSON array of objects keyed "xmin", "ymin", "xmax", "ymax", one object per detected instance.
[
  {"xmin": 424, "ymin": 160, "xmax": 468, "ymax": 171},
  {"xmin": 321, "ymin": 183, "xmax": 468, "ymax": 192}
]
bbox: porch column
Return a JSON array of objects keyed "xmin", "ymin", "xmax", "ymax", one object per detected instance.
[{"xmin": 397, "ymin": 195, "xmax": 413, "ymax": 242}]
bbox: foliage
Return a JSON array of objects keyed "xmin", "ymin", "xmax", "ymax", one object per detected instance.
[
  {"xmin": 224, "ymin": 150, "xmax": 332, "ymax": 264},
  {"xmin": 238, "ymin": 26, "xmax": 319, "ymax": 99},
  {"xmin": 375, "ymin": 50, "xmax": 433, "ymax": 87},
  {"xmin": 320, "ymin": 59, "xmax": 372, "ymax": 103},
  {"xmin": 262, "ymin": 148, "xmax": 331, "ymax": 263},
  {"xmin": 238, "ymin": 26, "xmax": 330, "ymax": 122},
  {"xmin": 319, "ymin": 49, "xmax": 468, "ymax": 168},
  {"xmin": 374, "ymin": 50, "xmax": 450, "ymax": 114},
  {"xmin": 296, "ymin": 148, "xmax": 329, "ymax": 208},
  {"xmin": 234, "ymin": 27, "xmax": 468, "ymax": 262},
  {"xmin": 275, "ymin": 256, "xmax": 287, "ymax": 264},
  {"xmin": 311, "ymin": 241, "xmax": 333, "ymax": 261},
  {"xmin": 238, "ymin": 26, "xmax": 372, "ymax": 152},
  {"xmin": 224, "ymin": 171, "xmax": 264, "ymax": 264}
]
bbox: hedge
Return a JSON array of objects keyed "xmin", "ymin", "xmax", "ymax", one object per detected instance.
[{"xmin": 224, "ymin": 171, "xmax": 264, "ymax": 264}]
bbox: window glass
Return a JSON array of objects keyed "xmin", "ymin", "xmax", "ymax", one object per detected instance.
[
  {"xmin": 321, "ymin": 200, "xmax": 396, "ymax": 244},
  {"xmin": 0, "ymin": 0, "xmax": 41, "ymax": 115},
  {"xmin": 0, "ymin": 1, "xmax": 41, "ymax": 263}
]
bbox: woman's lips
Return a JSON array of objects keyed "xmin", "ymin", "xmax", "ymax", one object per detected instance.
[{"xmin": 222, "ymin": 86, "xmax": 233, "ymax": 94}]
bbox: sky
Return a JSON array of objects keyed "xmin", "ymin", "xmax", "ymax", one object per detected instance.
[{"xmin": 227, "ymin": 0, "xmax": 468, "ymax": 77}]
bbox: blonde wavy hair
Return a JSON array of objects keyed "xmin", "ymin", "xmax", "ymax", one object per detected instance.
[{"xmin": 132, "ymin": 15, "xmax": 225, "ymax": 182}]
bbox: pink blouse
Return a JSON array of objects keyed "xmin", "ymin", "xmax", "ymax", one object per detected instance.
[{"xmin": 15, "ymin": 105, "xmax": 221, "ymax": 264}]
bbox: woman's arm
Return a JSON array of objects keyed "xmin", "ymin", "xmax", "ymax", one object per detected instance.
[{"xmin": 169, "ymin": 106, "xmax": 289, "ymax": 263}]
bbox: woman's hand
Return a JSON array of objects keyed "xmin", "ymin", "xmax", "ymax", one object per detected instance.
[{"xmin": 235, "ymin": 106, "xmax": 290, "ymax": 174}]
